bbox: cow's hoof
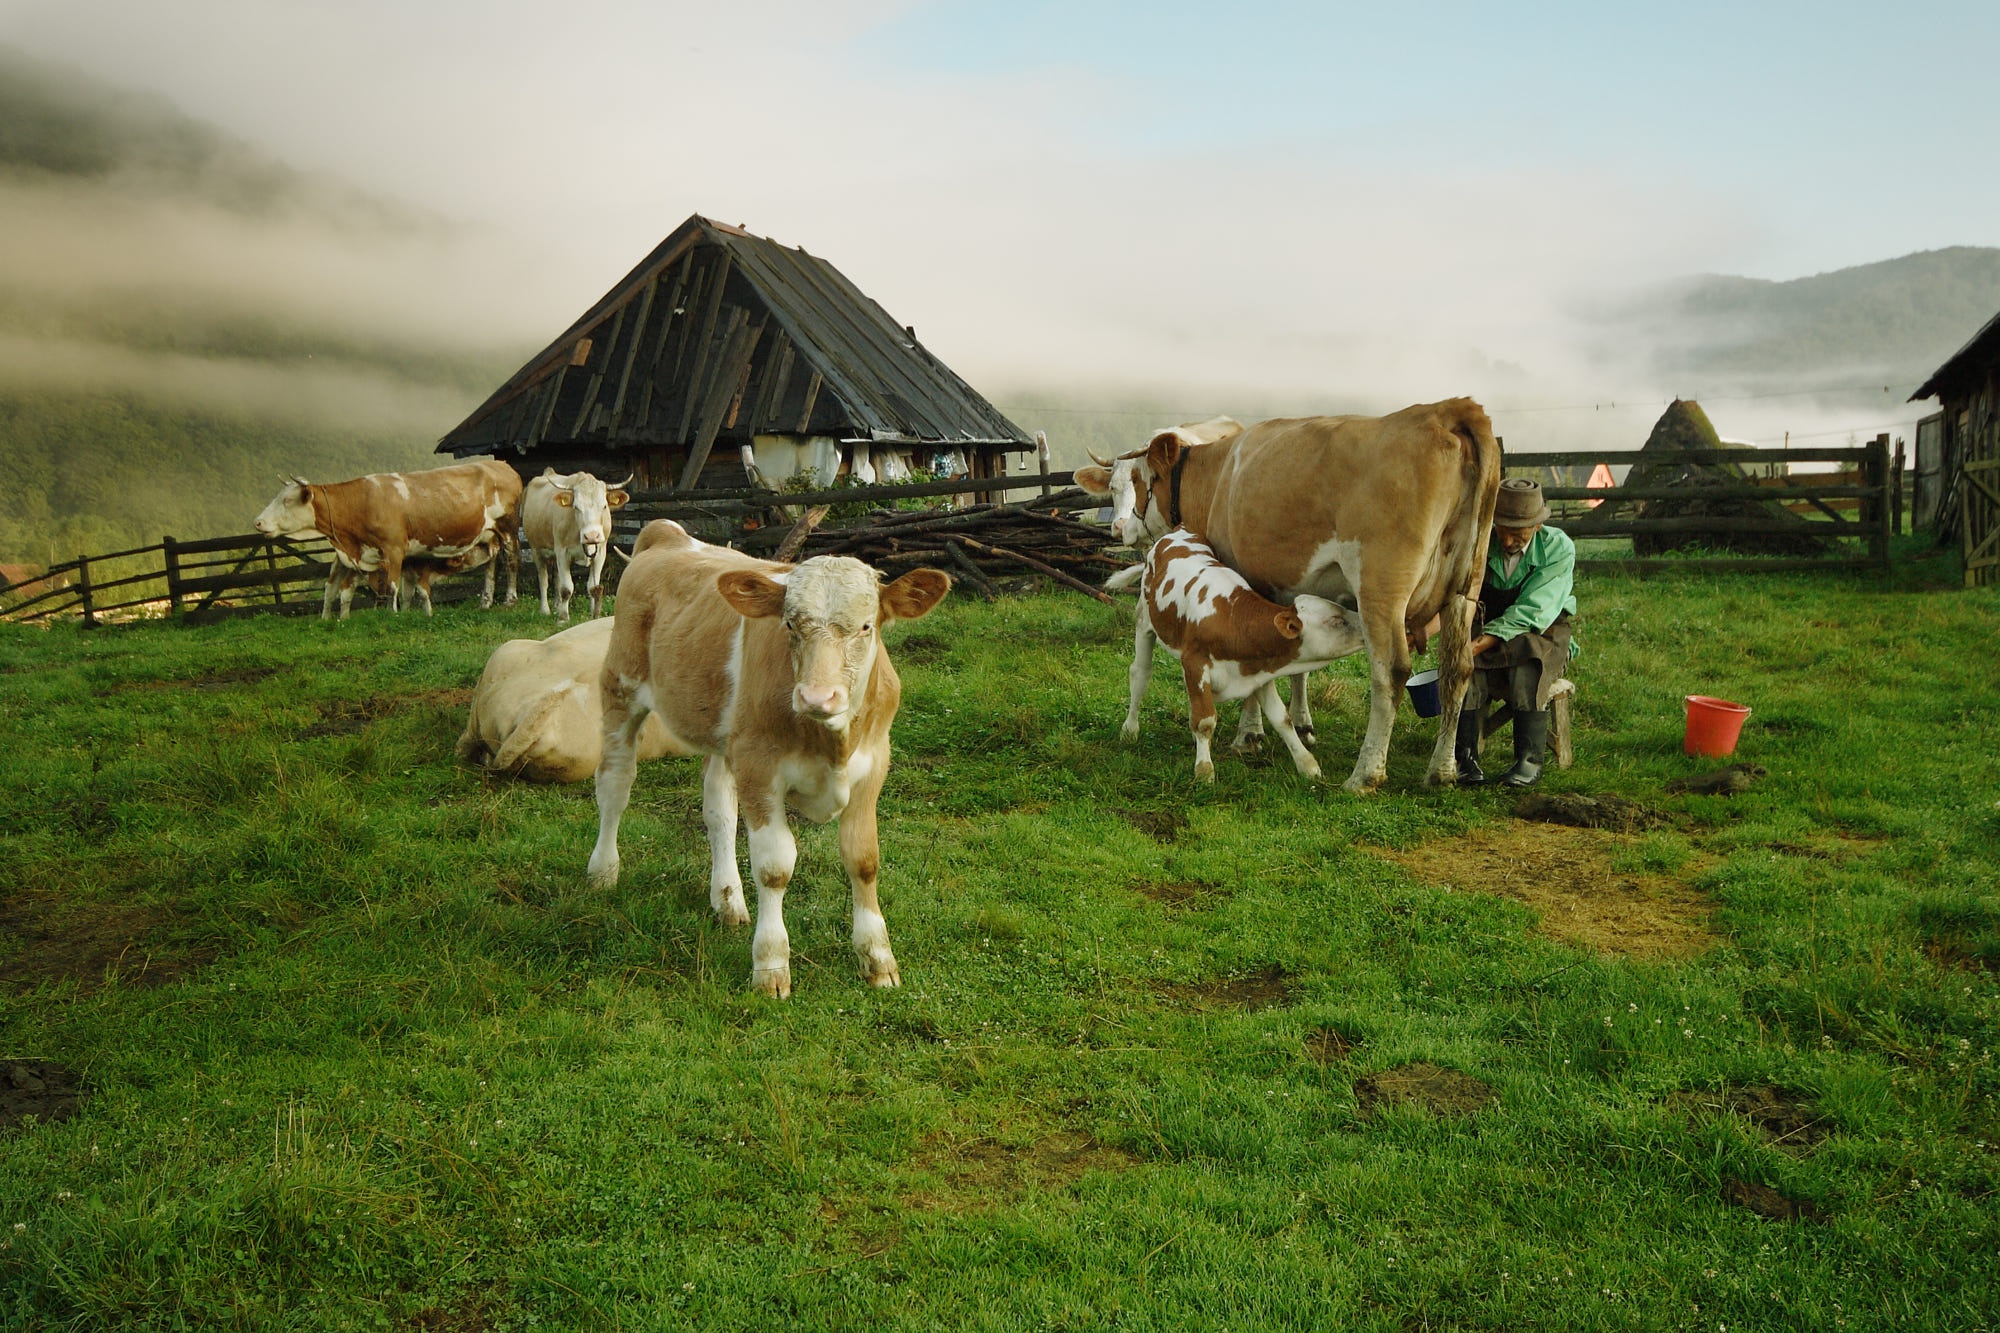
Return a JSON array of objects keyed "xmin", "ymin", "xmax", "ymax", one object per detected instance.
[
  {"xmin": 713, "ymin": 899, "xmax": 749, "ymax": 928},
  {"xmin": 1294, "ymin": 758, "xmax": 1324, "ymax": 782},
  {"xmin": 1119, "ymin": 721, "xmax": 1140, "ymax": 742},
  {"xmin": 1296, "ymin": 726, "xmax": 1316, "ymax": 748},
  {"xmin": 750, "ymin": 965, "xmax": 792, "ymax": 999},
  {"xmin": 1342, "ymin": 774, "xmax": 1384, "ymax": 796},
  {"xmin": 860, "ymin": 955, "xmax": 901, "ymax": 988},
  {"xmin": 1195, "ymin": 761, "xmax": 1215, "ymax": 783},
  {"xmin": 587, "ymin": 857, "xmax": 619, "ymax": 891},
  {"xmin": 1231, "ymin": 734, "xmax": 1265, "ymax": 757}
]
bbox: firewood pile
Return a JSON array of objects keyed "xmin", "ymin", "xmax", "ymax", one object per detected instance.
[{"xmin": 769, "ymin": 488, "xmax": 1135, "ymax": 603}]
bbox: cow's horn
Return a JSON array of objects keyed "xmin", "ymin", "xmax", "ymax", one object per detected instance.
[
  {"xmin": 1085, "ymin": 449, "xmax": 1116, "ymax": 467},
  {"xmin": 611, "ymin": 473, "xmax": 634, "ymax": 490}
]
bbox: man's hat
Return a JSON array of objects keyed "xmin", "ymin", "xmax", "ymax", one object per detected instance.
[{"xmin": 1494, "ymin": 477, "xmax": 1551, "ymax": 528}]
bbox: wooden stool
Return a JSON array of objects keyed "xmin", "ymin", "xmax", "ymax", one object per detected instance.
[{"xmin": 1475, "ymin": 675, "xmax": 1574, "ymax": 769}]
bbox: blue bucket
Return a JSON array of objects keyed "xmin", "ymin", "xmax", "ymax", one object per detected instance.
[{"xmin": 1405, "ymin": 669, "xmax": 1442, "ymax": 718}]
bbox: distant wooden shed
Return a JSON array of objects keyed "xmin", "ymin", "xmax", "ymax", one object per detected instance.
[
  {"xmin": 435, "ymin": 214, "xmax": 1033, "ymax": 494},
  {"xmin": 1910, "ymin": 309, "xmax": 2000, "ymax": 585}
]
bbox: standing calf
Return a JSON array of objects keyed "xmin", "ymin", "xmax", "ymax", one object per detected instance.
[
  {"xmin": 588, "ymin": 520, "xmax": 950, "ymax": 998},
  {"xmin": 1123, "ymin": 528, "xmax": 1365, "ymax": 781},
  {"xmin": 522, "ymin": 469, "xmax": 631, "ymax": 622}
]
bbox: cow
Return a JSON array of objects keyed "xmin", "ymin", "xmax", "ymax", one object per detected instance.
[
  {"xmin": 587, "ymin": 520, "xmax": 950, "ymax": 998},
  {"xmin": 1077, "ymin": 399, "xmax": 1503, "ymax": 793},
  {"xmin": 1115, "ymin": 528, "xmax": 1366, "ymax": 782},
  {"xmin": 251, "ymin": 459, "xmax": 523, "ymax": 620},
  {"xmin": 456, "ymin": 618, "xmax": 686, "ymax": 782},
  {"xmin": 521, "ymin": 469, "xmax": 632, "ymax": 623},
  {"xmin": 367, "ymin": 534, "xmax": 502, "ymax": 616}
]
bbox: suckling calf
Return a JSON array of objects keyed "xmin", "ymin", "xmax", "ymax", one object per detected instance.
[
  {"xmin": 588, "ymin": 520, "xmax": 949, "ymax": 998},
  {"xmin": 1126, "ymin": 528, "xmax": 1364, "ymax": 781}
]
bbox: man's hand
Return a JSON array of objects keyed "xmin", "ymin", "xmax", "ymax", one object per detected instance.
[
  {"xmin": 1406, "ymin": 612, "xmax": 1443, "ymax": 655},
  {"xmin": 1469, "ymin": 632, "xmax": 1501, "ymax": 658}
]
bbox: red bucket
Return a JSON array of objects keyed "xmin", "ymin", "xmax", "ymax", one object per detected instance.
[{"xmin": 1684, "ymin": 695, "xmax": 1751, "ymax": 758}]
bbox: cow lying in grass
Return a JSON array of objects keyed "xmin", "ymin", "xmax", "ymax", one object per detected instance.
[
  {"xmin": 588, "ymin": 520, "xmax": 950, "ymax": 998},
  {"xmin": 1115, "ymin": 528, "xmax": 1364, "ymax": 782},
  {"xmin": 456, "ymin": 618, "xmax": 685, "ymax": 783}
]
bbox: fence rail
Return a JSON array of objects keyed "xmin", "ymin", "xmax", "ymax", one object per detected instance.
[{"xmin": 1, "ymin": 533, "xmax": 353, "ymax": 624}]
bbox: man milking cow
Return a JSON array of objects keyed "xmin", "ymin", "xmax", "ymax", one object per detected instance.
[{"xmin": 1421, "ymin": 478, "xmax": 1577, "ymax": 788}]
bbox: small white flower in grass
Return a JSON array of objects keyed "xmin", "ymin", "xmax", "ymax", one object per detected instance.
[
  {"xmin": 1629, "ymin": 1003, "xmax": 1638, "ymax": 1012},
  {"xmin": 683, "ymin": 1283, "xmax": 695, "ymax": 1292},
  {"xmin": 12, "ymin": 1224, "xmax": 22, "ymax": 1233}
]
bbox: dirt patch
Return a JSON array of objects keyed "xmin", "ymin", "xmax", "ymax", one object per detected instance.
[
  {"xmin": 1514, "ymin": 791, "xmax": 1675, "ymax": 832},
  {"xmin": 1304, "ymin": 1025, "xmax": 1358, "ymax": 1065},
  {"xmin": 1724, "ymin": 1177, "xmax": 1824, "ymax": 1222},
  {"xmin": 1353, "ymin": 1063, "xmax": 1494, "ymax": 1118},
  {"xmin": 402, "ymin": 1296, "xmax": 501, "ymax": 1332},
  {"xmin": 1129, "ymin": 877, "xmax": 1218, "ymax": 908},
  {"xmin": 1158, "ymin": 963, "xmax": 1294, "ymax": 1012},
  {"xmin": 110, "ymin": 665, "xmax": 280, "ymax": 694},
  {"xmin": 1368, "ymin": 822, "xmax": 1715, "ymax": 958},
  {"xmin": 889, "ymin": 633, "xmax": 948, "ymax": 665},
  {"xmin": 305, "ymin": 688, "xmax": 474, "ymax": 738},
  {"xmin": 1671, "ymin": 1084, "xmax": 1831, "ymax": 1154},
  {"xmin": 1924, "ymin": 939, "xmax": 1998, "ymax": 973},
  {"xmin": 906, "ymin": 1130, "xmax": 1136, "ymax": 1211},
  {"xmin": 1664, "ymin": 763, "xmax": 1768, "ymax": 796},
  {"xmin": 1122, "ymin": 808, "xmax": 1188, "ymax": 843},
  {"xmin": 0, "ymin": 897, "xmax": 213, "ymax": 994},
  {"xmin": 0, "ymin": 1061, "xmax": 83, "ymax": 1133}
]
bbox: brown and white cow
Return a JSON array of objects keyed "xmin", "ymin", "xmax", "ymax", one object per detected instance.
[
  {"xmin": 521, "ymin": 469, "xmax": 632, "ymax": 623},
  {"xmin": 457, "ymin": 618, "xmax": 687, "ymax": 782},
  {"xmin": 1078, "ymin": 399, "xmax": 1502, "ymax": 793},
  {"xmin": 1118, "ymin": 528, "xmax": 1365, "ymax": 782},
  {"xmin": 252, "ymin": 460, "xmax": 523, "ymax": 620},
  {"xmin": 588, "ymin": 520, "xmax": 950, "ymax": 998}
]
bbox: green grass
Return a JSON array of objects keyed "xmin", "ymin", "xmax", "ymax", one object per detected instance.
[{"xmin": 1, "ymin": 542, "xmax": 1997, "ymax": 1330}]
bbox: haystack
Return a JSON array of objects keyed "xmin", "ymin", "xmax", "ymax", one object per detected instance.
[{"xmin": 1624, "ymin": 400, "xmax": 1829, "ymax": 556}]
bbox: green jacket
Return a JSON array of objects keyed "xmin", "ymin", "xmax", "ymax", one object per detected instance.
[{"xmin": 1482, "ymin": 525, "xmax": 1578, "ymax": 655}]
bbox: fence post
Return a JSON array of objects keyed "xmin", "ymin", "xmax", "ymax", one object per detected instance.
[
  {"xmin": 163, "ymin": 536, "xmax": 183, "ymax": 615},
  {"xmin": 265, "ymin": 539, "xmax": 285, "ymax": 607},
  {"xmin": 1891, "ymin": 438, "xmax": 1905, "ymax": 536},
  {"xmin": 1869, "ymin": 434, "xmax": 1891, "ymax": 572},
  {"xmin": 75, "ymin": 553, "xmax": 97, "ymax": 628},
  {"xmin": 1036, "ymin": 431, "xmax": 1051, "ymax": 500}
]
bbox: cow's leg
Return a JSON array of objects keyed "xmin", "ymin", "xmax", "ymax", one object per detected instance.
[
  {"xmin": 321, "ymin": 570, "xmax": 341, "ymax": 621},
  {"xmin": 587, "ymin": 549, "xmax": 608, "ymax": 620},
  {"xmin": 1288, "ymin": 671, "xmax": 1315, "ymax": 748},
  {"xmin": 840, "ymin": 773, "xmax": 899, "ymax": 987},
  {"xmin": 1121, "ymin": 608, "xmax": 1156, "ymax": 741},
  {"xmin": 1259, "ymin": 679, "xmax": 1323, "ymax": 781},
  {"xmin": 1230, "ymin": 686, "xmax": 1269, "ymax": 756},
  {"xmin": 1345, "ymin": 588, "xmax": 1416, "ymax": 794},
  {"xmin": 702, "ymin": 755, "xmax": 749, "ymax": 925},
  {"xmin": 414, "ymin": 569, "xmax": 435, "ymax": 617},
  {"xmin": 1183, "ymin": 658, "xmax": 1218, "ymax": 782},
  {"xmin": 1424, "ymin": 592, "xmax": 1480, "ymax": 787},
  {"xmin": 379, "ymin": 552, "xmax": 405, "ymax": 614},
  {"xmin": 505, "ymin": 528, "xmax": 521, "ymax": 607},
  {"xmin": 528, "ymin": 546, "xmax": 551, "ymax": 616},
  {"xmin": 745, "ymin": 806, "xmax": 797, "ymax": 998},
  {"xmin": 478, "ymin": 552, "xmax": 495, "ymax": 610},
  {"xmin": 586, "ymin": 682, "xmax": 651, "ymax": 891},
  {"xmin": 555, "ymin": 551, "xmax": 576, "ymax": 625}
]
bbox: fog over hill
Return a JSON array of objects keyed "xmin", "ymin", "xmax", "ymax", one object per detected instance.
[{"xmin": 1, "ymin": 42, "xmax": 1994, "ymax": 562}]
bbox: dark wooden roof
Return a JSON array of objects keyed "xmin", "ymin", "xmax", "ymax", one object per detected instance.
[
  {"xmin": 1911, "ymin": 307, "xmax": 2000, "ymax": 402},
  {"xmin": 437, "ymin": 215, "xmax": 1031, "ymax": 463}
]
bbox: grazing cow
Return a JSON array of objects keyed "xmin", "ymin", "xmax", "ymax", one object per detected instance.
[
  {"xmin": 588, "ymin": 520, "xmax": 950, "ymax": 998},
  {"xmin": 252, "ymin": 460, "xmax": 522, "ymax": 620},
  {"xmin": 521, "ymin": 469, "xmax": 632, "ymax": 622},
  {"xmin": 456, "ymin": 618, "xmax": 686, "ymax": 782},
  {"xmin": 1118, "ymin": 528, "xmax": 1366, "ymax": 782},
  {"xmin": 1077, "ymin": 399, "xmax": 1503, "ymax": 793}
]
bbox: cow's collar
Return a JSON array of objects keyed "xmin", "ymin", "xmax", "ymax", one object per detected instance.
[{"xmin": 1168, "ymin": 450, "xmax": 1188, "ymax": 529}]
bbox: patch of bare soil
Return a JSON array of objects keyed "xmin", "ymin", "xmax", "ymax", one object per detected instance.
[
  {"xmin": 306, "ymin": 688, "xmax": 474, "ymax": 738},
  {"xmin": 110, "ymin": 665, "xmax": 280, "ymax": 694},
  {"xmin": 889, "ymin": 633, "xmax": 947, "ymax": 665},
  {"xmin": 1353, "ymin": 1063, "xmax": 1494, "ymax": 1119},
  {"xmin": 1369, "ymin": 822, "xmax": 1715, "ymax": 958},
  {"xmin": 0, "ymin": 897, "xmax": 213, "ymax": 994},
  {"xmin": 905, "ymin": 1130, "xmax": 1137, "ymax": 1211},
  {"xmin": 1671, "ymin": 1084, "xmax": 1831, "ymax": 1155},
  {"xmin": 1514, "ymin": 791, "xmax": 1675, "ymax": 832},
  {"xmin": 1724, "ymin": 1176, "xmax": 1824, "ymax": 1222},
  {"xmin": 1924, "ymin": 939, "xmax": 1998, "ymax": 973},
  {"xmin": 1122, "ymin": 808, "xmax": 1188, "ymax": 843},
  {"xmin": 1304, "ymin": 1025, "xmax": 1358, "ymax": 1065},
  {"xmin": 1129, "ymin": 877, "xmax": 1218, "ymax": 909},
  {"xmin": 0, "ymin": 1061, "xmax": 82, "ymax": 1133},
  {"xmin": 1158, "ymin": 963, "xmax": 1294, "ymax": 1012},
  {"xmin": 402, "ymin": 1295, "xmax": 501, "ymax": 1332}
]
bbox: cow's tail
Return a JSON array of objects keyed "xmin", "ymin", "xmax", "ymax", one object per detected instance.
[
  {"xmin": 487, "ymin": 686, "xmax": 577, "ymax": 777},
  {"xmin": 1435, "ymin": 399, "xmax": 1503, "ymax": 711},
  {"xmin": 1102, "ymin": 562, "xmax": 1145, "ymax": 592}
]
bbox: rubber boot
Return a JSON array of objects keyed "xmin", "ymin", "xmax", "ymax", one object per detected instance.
[
  {"xmin": 1499, "ymin": 709, "xmax": 1550, "ymax": 787},
  {"xmin": 1454, "ymin": 708, "xmax": 1486, "ymax": 787}
]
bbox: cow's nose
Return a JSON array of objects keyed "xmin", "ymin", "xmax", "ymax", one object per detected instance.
[{"xmin": 794, "ymin": 684, "xmax": 846, "ymax": 719}]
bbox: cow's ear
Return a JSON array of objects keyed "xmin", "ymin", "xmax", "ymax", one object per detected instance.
[
  {"xmin": 879, "ymin": 568, "xmax": 950, "ymax": 623},
  {"xmin": 717, "ymin": 570, "xmax": 787, "ymax": 618},
  {"xmin": 607, "ymin": 490, "xmax": 629, "ymax": 508},
  {"xmin": 1074, "ymin": 465, "xmax": 1110, "ymax": 495},
  {"xmin": 554, "ymin": 491, "xmax": 574, "ymax": 508},
  {"xmin": 1146, "ymin": 430, "xmax": 1183, "ymax": 473},
  {"xmin": 1273, "ymin": 608, "xmax": 1303, "ymax": 640}
]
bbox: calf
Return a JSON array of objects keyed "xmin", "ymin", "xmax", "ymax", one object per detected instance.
[
  {"xmin": 1124, "ymin": 528, "xmax": 1365, "ymax": 782},
  {"xmin": 588, "ymin": 520, "xmax": 950, "ymax": 998},
  {"xmin": 521, "ymin": 469, "xmax": 632, "ymax": 622},
  {"xmin": 457, "ymin": 618, "xmax": 687, "ymax": 782}
]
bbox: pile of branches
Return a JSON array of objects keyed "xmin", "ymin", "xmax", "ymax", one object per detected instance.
[{"xmin": 773, "ymin": 489, "xmax": 1135, "ymax": 603}]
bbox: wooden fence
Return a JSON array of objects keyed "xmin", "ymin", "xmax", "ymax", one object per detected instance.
[
  {"xmin": 1509, "ymin": 436, "xmax": 1896, "ymax": 574},
  {"xmin": 0, "ymin": 533, "xmax": 351, "ymax": 624}
]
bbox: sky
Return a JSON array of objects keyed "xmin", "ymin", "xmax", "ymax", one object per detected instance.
[{"xmin": 3, "ymin": 0, "xmax": 1995, "ymax": 452}]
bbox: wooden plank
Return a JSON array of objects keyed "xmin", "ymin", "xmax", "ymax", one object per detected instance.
[
  {"xmin": 1577, "ymin": 557, "xmax": 1875, "ymax": 575},
  {"xmin": 676, "ymin": 311, "xmax": 760, "ymax": 491},
  {"xmin": 1508, "ymin": 447, "xmax": 1869, "ymax": 467},
  {"xmin": 674, "ymin": 253, "xmax": 734, "ymax": 445},
  {"xmin": 568, "ymin": 304, "xmax": 624, "ymax": 438},
  {"xmin": 793, "ymin": 372, "xmax": 823, "ymax": 434},
  {"xmin": 631, "ymin": 471, "xmax": 1082, "ymax": 509},
  {"xmin": 608, "ymin": 272, "xmax": 660, "ymax": 430},
  {"xmin": 1546, "ymin": 483, "xmax": 1875, "ymax": 502}
]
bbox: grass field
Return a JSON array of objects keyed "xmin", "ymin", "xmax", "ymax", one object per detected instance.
[{"xmin": 1, "ymin": 542, "xmax": 1996, "ymax": 1331}]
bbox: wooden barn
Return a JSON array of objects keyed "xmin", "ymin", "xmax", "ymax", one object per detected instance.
[
  {"xmin": 1911, "ymin": 309, "xmax": 2000, "ymax": 586},
  {"xmin": 435, "ymin": 214, "xmax": 1034, "ymax": 495}
]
